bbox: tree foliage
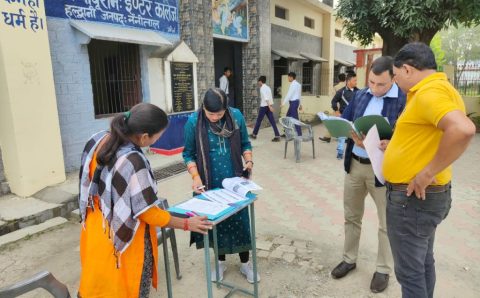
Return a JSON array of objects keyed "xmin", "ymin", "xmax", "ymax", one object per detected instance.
[
  {"xmin": 440, "ymin": 25, "xmax": 480, "ymax": 86},
  {"xmin": 336, "ymin": 0, "xmax": 480, "ymax": 56},
  {"xmin": 430, "ymin": 33, "xmax": 446, "ymax": 70}
]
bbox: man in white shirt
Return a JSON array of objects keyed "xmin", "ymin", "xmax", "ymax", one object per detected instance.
[
  {"xmin": 281, "ymin": 72, "xmax": 303, "ymax": 135},
  {"xmin": 219, "ymin": 67, "xmax": 232, "ymax": 99},
  {"xmin": 250, "ymin": 76, "xmax": 281, "ymax": 142}
]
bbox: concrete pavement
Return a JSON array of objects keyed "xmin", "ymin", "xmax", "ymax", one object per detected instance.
[{"xmin": 0, "ymin": 123, "xmax": 478, "ymax": 297}]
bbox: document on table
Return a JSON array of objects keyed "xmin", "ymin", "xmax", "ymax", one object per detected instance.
[
  {"xmin": 222, "ymin": 177, "xmax": 263, "ymax": 198},
  {"xmin": 363, "ymin": 125, "xmax": 385, "ymax": 184},
  {"xmin": 175, "ymin": 198, "xmax": 229, "ymax": 216},
  {"xmin": 202, "ymin": 189, "xmax": 247, "ymax": 205}
]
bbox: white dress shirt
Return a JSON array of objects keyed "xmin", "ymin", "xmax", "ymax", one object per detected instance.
[
  {"xmin": 352, "ymin": 83, "xmax": 399, "ymax": 158},
  {"xmin": 219, "ymin": 75, "xmax": 229, "ymax": 95},
  {"xmin": 282, "ymin": 80, "xmax": 302, "ymax": 105},
  {"xmin": 259, "ymin": 84, "xmax": 273, "ymax": 107}
]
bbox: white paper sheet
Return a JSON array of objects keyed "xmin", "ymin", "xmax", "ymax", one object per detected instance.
[
  {"xmin": 202, "ymin": 189, "xmax": 246, "ymax": 205},
  {"xmin": 175, "ymin": 198, "xmax": 229, "ymax": 216},
  {"xmin": 222, "ymin": 177, "xmax": 262, "ymax": 198},
  {"xmin": 363, "ymin": 125, "xmax": 385, "ymax": 184}
]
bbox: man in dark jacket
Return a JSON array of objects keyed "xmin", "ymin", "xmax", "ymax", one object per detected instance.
[
  {"xmin": 330, "ymin": 72, "xmax": 358, "ymax": 159},
  {"xmin": 330, "ymin": 57, "xmax": 406, "ymax": 293}
]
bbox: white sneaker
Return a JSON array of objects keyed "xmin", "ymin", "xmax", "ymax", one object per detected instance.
[
  {"xmin": 240, "ymin": 262, "xmax": 261, "ymax": 283},
  {"xmin": 211, "ymin": 261, "xmax": 227, "ymax": 281}
]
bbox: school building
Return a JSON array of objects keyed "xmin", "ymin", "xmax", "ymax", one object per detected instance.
[{"xmin": 0, "ymin": 0, "xmax": 360, "ymax": 197}]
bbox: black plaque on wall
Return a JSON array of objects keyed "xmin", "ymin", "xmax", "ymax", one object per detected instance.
[{"xmin": 171, "ymin": 62, "xmax": 195, "ymax": 113}]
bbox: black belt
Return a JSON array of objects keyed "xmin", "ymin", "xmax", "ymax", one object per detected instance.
[
  {"xmin": 385, "ymin": 182, "xmax": 451, "ymax": 193},
  {"xmin": 352, "ymin": 153, "xmax": 371, "ymax": 164}
]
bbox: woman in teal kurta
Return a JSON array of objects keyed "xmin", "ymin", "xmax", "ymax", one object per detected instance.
[{"xmin": 182, "ymin": 88, "xmax": 259, "ymax": 283}]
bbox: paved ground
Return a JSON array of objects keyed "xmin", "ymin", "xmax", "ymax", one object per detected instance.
[{"xmin": 0, "ymin": 124, "xmax": 478, "ymax": 297}]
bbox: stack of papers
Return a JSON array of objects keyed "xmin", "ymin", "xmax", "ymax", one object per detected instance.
[{"xmin": 169, "ymin": 177, "xmax": 263, "ymax": 220}]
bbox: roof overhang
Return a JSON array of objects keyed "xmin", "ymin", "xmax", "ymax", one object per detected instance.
[{"xmin": 70, "ymin": 20, "xmax": 173, "ymax": 47}]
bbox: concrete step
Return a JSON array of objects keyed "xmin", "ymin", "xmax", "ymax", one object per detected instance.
[
  {"xmin": 0, "ymin": 190, "xmax": 77, "ymax": 236},
  {"xmin": 0, "ymin": 217, "xmax": 68, "ymax": 247}
]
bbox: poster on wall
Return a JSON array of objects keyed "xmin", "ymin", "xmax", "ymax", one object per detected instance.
[
  {"xmin": 212, "ymin": 0, "xmax": 248, "ymax": 42},
  {"xmin": 44, "ymin": 0, "xmax": 179, "ymax": 38}
]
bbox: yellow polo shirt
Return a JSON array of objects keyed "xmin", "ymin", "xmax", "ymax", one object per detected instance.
[{"xmin": 383, "ymin": 73, "xmax": 465, "ymax": 185}]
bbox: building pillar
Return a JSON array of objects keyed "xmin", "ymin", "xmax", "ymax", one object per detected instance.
[
  {"xmin": 0, "ymin": 1, "xmax": 65, "ymax": 196},
  {"xmin": 322, "ymin": 12, "xmax": 335, "ymax": 96}
]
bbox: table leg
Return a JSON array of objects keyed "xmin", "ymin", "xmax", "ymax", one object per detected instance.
[
  {"xmin": 250, "ymin": 204, "xmax": 259, "ymax": 297},
  {"xmin": 204, "ymin": 233, "xmax": 213, "ymax": 298},
  {"xmin": 213, "ymin": 226, "xmax": 220, "ymax": 288},
  {"xmin": 161, "ymin": 228, "xmax": 173, "ymax": 298}
]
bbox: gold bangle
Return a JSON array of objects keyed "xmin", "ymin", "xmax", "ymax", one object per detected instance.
[{"xmin": 191, "ymin": 173, "xmax": 199, "ymax": 180}]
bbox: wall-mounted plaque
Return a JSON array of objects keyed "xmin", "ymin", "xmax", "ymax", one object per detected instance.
[{"xmin": 171, "ymin": 62, "xmax": 194, "ymax": 113}]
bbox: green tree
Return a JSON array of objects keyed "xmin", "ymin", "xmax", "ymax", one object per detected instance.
[
  {"xmin": 441, "ymin": 25, "xmax": 480, "ymax": 87},
  {"xmin": 430, "ymin": 33, "xmax": 446, "ymax": 70},
  {"xmin": 336, "ymin": 0, "xmax": 480, "ymax": 56}
]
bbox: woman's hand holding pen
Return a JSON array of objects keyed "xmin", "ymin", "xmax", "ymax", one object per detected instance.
[
  {"xmin": 187, "ymin": 216, "xmax": 213, "ymax": 234},
  {"xmin": 192, "ymin": 175, "xmax": 205, "ymax": 194}
]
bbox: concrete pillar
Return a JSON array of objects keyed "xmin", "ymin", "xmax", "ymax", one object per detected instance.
[
  {"xmin": 322, "ymin": 12, "xmax": 335, "ymax": 96},
  {"xmin": 0, "ymin": 1, "xmax": 66, "ymax": 196}
]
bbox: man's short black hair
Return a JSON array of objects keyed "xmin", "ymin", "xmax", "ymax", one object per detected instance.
[
  {"xmin": 346, "ymin": 72, "xmax": 356, "ymax": 82},
  {"xmin": 258, "ymin": 75, "xmax": 266, "ymax": 83},
  {"xmin": 337, "ymin": 73, "xmax": 346, "ymax": 82},
  {"xmin": 393, "ymin": 42, "xmax": 437, "ymax": 71},
  {"xmin": 288, "ymin": 72, "xmax": 296, "ymax": 79},
  {"xmin": 371, "ymin": 56, "xmax": 394, "ymax": 77},
  {"xmin": 224, "ymin": 67, "xmax": 232, "ymax": 73}
]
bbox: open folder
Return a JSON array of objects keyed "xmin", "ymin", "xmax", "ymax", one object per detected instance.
[
  {"xmin": 318, "ymin": 112, "xmax": 393, "ymax": 139},
  {"xmin": 168, "ymin": 177, "xmax": 262, "ymax": 220}
]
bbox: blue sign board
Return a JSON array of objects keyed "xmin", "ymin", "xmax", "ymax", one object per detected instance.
[{"xmin": 44, "ymin": 0, "xmax": 179, "ymax": 36}]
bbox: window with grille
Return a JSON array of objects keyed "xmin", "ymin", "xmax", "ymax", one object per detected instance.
[
  {"xmin": 274, "ymin": 58, "xmax": 288, "ymax": 98},
  {"xmin": 88, "ymin": 40, "xmax": 142, "ymax": 117},
  {"xmin": 275, "ymin": 6, "xmax": 288, "ymax": 20},
  {"xmin": 302, "ymin": 61, "xmax": 313, "ymax": 94},
  {"xmin": 335, "ymin": 29, "xmax": 342, "ymax": 38},
  {"xmin": 304, "ymin": 17, "xmax": 314, "ymax": 29}
]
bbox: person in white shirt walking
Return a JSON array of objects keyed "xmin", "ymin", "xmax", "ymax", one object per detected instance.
[
  {"xmin": 250, "ymin": 76, "xmax": 281, "ymax": 142},
  {"xmin": 281, "ymin": 72, "xmax": 303, "ymax": 136},
  {"xmin": 219, "ymin": 67, "xmax": 232, "ymax": 105}
]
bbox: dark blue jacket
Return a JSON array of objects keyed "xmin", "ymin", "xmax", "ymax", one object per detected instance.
[{"xmin": 342, "ymin": 86, "xmax": 406, "ymax": 186}]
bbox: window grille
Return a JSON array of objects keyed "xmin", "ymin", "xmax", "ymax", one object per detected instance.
[
  {"xmin": 302, "ymin": 61, "xmax": 313, "ymax": 94},
  {"xmin": 88, "ymin": 40, "xmax": 142, "ymax": 117}
]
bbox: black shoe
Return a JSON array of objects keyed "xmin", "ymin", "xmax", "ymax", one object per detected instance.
[
  {"xmin": 280, "ymin": 134, "xmax": 286, "ymax": 138},
  {"xmin": 249, "ymin": 134, "xmax": 257, "ymax": 139},
  {"xmin": 370, "ymin": 272, "xmax": 389, "ymax": 293},
  {"xmin": 331, "ymin": 261, "xmax": 356, "ymax": 279},
  {"xmin": 318, "ymin": 136, "xmax": 331, "ymax": 143},
  {"xmin": 271, "ymin": 137, "xmax": 280, "ymax": 142}
]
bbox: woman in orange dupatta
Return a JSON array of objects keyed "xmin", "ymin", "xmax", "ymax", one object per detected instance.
[{"xmin": 78, "ymin": 103, "xmax": 212, "ymax": 298}]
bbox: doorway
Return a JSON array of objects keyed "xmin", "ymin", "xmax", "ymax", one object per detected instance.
[{"xmin": 213, "ymin": 39, "xmax": 243, "ymax": 112}]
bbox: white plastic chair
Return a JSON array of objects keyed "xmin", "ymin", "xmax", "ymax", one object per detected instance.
[
  {"xmin": 0, "ymin": 271, "xmax": 70, "ymax": 298},
  {"xmin": 279, "ymin": 117, "xmax": 315, "ymax": 163}
]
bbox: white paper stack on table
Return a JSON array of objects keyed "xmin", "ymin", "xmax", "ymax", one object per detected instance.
[{"xmin": 173, "ymin": 177, "xmax": 262, "ymax": 218}]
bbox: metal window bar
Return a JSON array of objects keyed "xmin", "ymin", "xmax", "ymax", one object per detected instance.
[
  {"xmin": 302, "ymin": 63, "xmax": 313, "ymax": 94},
  {"xmin": 274, "ymin": 58, "xmax": 288, "ymax": 97},
  {"xmin": 88, "ymin": 40, "xmax": 142, "ymax": 117}
]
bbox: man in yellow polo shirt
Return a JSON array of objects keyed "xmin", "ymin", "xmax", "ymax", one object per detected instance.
[{"xmin": 383, "ymin": 43, "xmax": 476, "ymax": 298}]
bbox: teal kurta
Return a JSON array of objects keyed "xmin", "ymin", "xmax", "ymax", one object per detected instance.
[{"xmin": 183, "ymin": 108, "xmax": 253, "ymax": 255}]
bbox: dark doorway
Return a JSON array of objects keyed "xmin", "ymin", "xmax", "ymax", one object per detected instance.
[
  {"xmin": 273, "ymin": 57, "xmax": 288, "ymax": 98},
  {"xmin": 213, "ymin": 39, "xmax": 243, "ymax": 112}
]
